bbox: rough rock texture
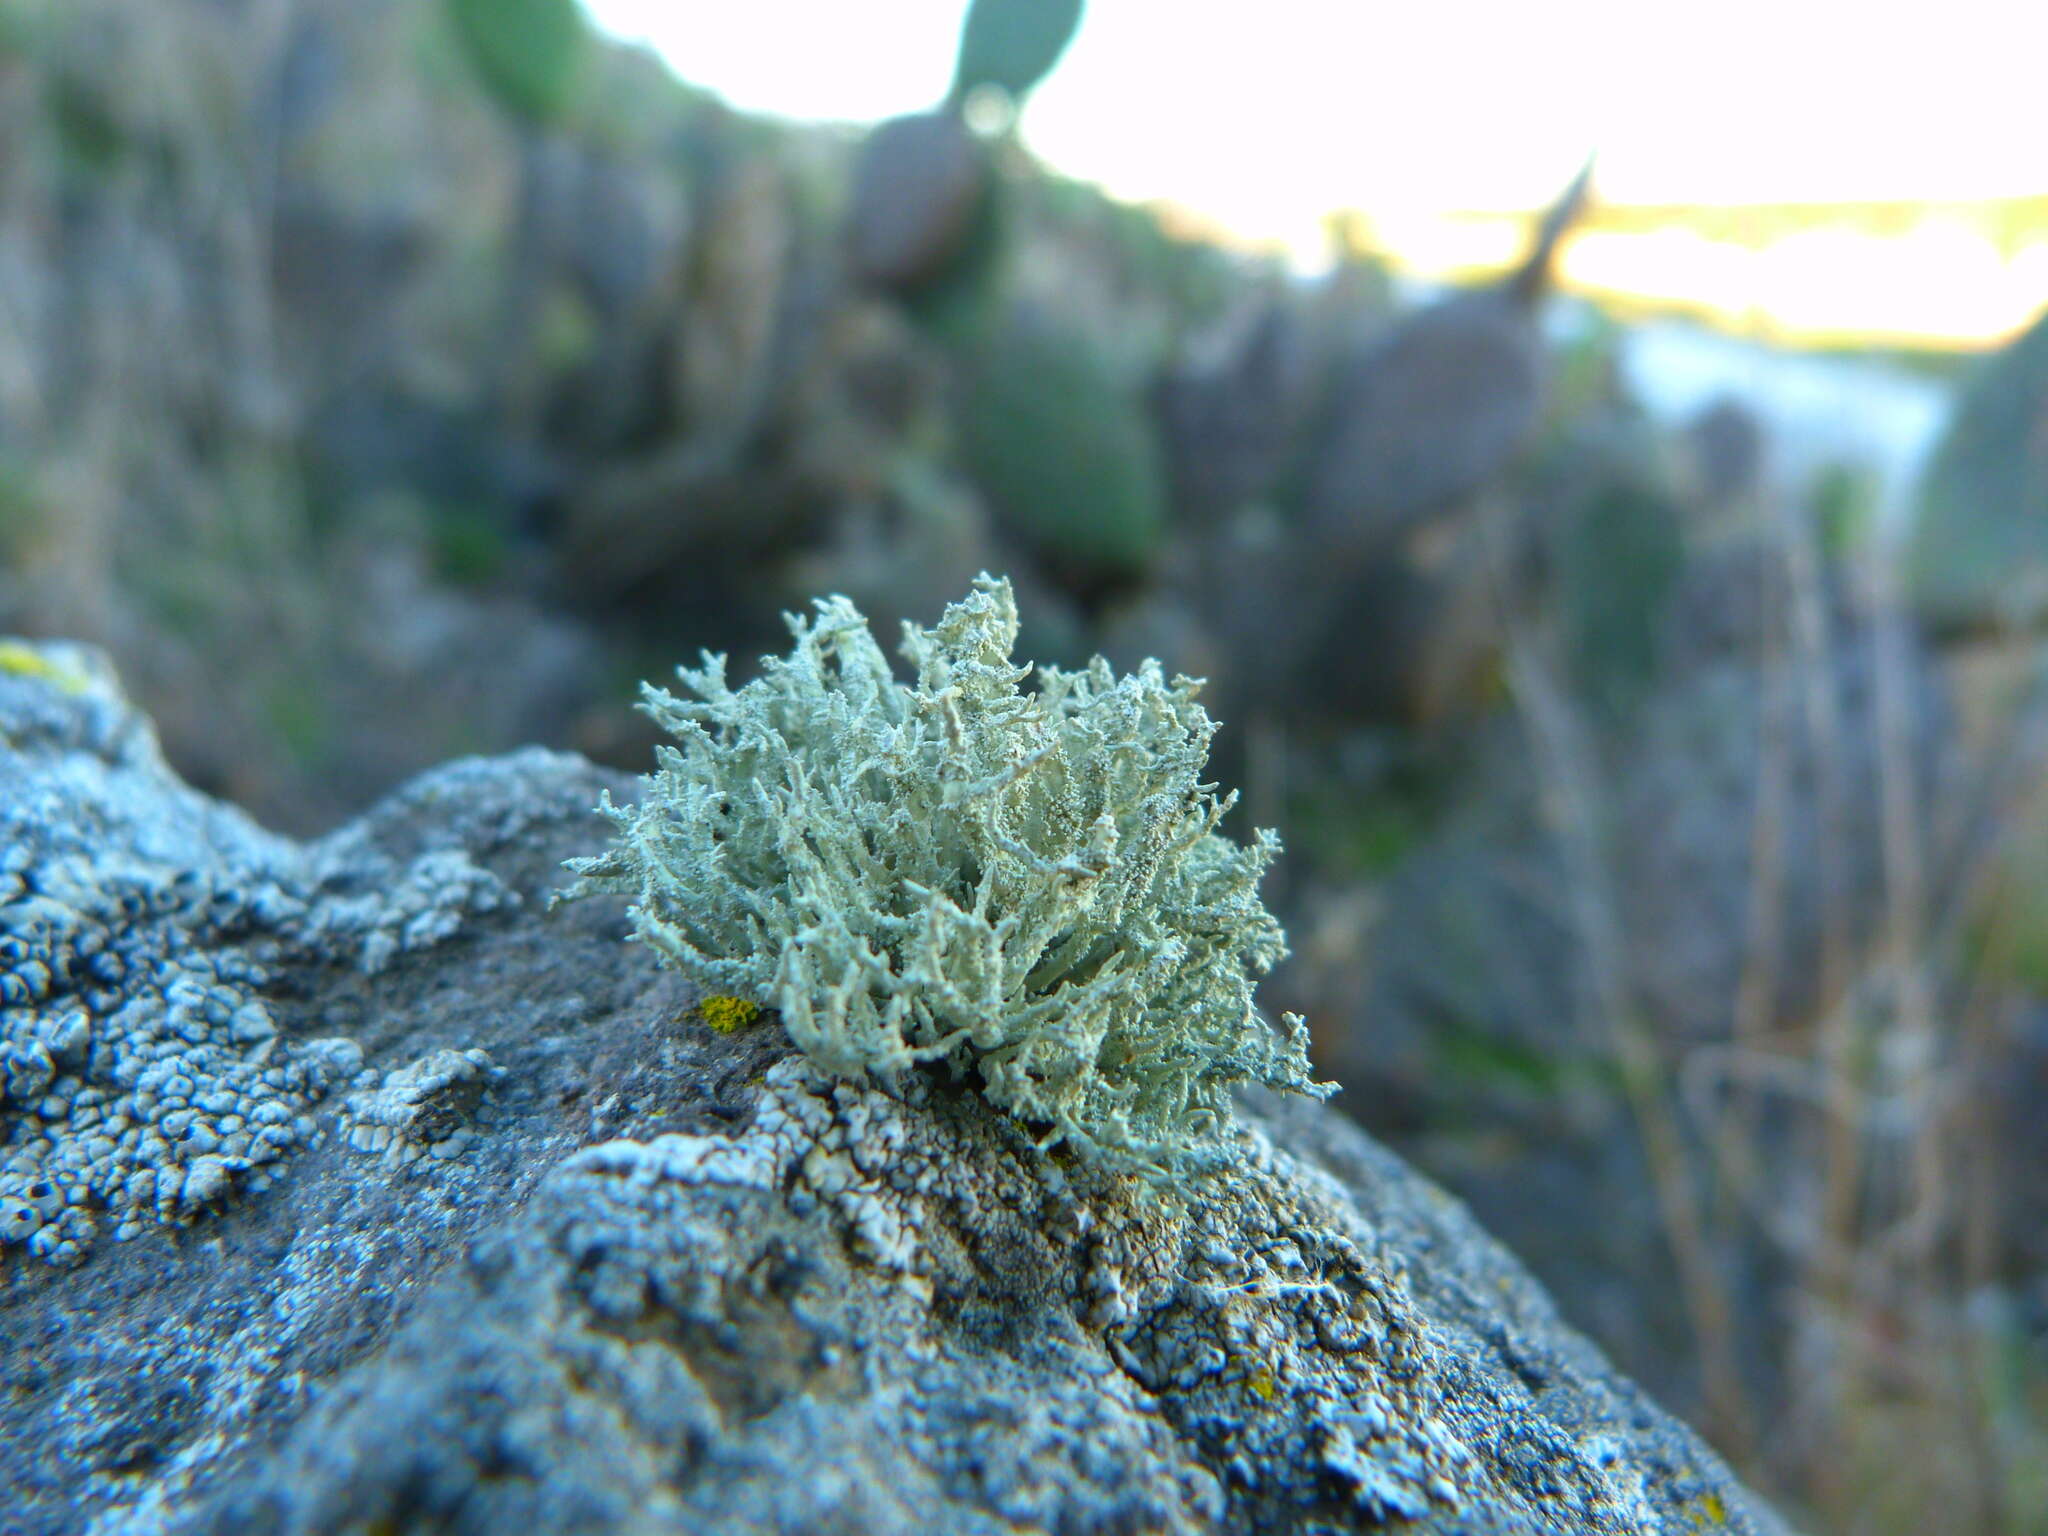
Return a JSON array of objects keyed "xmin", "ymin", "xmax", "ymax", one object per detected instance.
[{"xmin": 0, "ymin": 644, "xmax": 1785, "ymax": 1535}]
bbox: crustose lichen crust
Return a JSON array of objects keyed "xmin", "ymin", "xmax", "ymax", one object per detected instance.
[{"xmin": 558, "ymin": 574, "xmax": 1329, "ymax": 1180}]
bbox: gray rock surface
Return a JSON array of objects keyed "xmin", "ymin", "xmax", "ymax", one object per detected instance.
[{"xmin": 0, "ymin": 642, "xmax": 1785, "ymax": 1535}]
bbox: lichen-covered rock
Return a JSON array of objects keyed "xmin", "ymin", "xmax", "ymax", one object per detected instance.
[
  {"xmin": 342, "ymin": 1047, "xmax": 501, "ymax": 1164},
  {"xmin": 0, "ymin": 640, "xmax": 1785, "ymax": 1535},
  {"xmin": 0, "ymin": 647, "xmax": 557, "ymax": 1268},
  {"xmin": 0, "ymin": 646, "xmax": 361, "ymax": 1265}
]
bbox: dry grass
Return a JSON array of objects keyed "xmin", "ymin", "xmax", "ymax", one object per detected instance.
[{"xmin": 1491, "ymin": 494, "xmax": 2048, "ymax": 1534}]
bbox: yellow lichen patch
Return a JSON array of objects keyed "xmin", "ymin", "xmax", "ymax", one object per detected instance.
[
  {"xmin": 1663, "ymin": 1482, "xmax": 1732, "ymax": 1534},
  {"xmin": 698, "ymin": 994, "xmax": 762, "ymax": 1035},
  {"xmin": 0, "ymin": 642, "xmax": 86, "ymax": 695},
  {"xmin": 1246, "ymin": 1366, "xmax": 1278, "ymax": 1402}
]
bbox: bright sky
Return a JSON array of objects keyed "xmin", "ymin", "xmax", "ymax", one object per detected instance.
[
  {"xmin": 579, "ymin": 1, "xmax": 2048, "ymax": 344},
  {"xmin": 581, "ymin": 0, "xmax": 2047, "ymax": 225}
]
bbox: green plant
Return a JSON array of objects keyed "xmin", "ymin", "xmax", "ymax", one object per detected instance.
[
  {"xmin": 427, "ymin": 505, "xmax": 512, "ymax": 587},
  {"xmin": 897, "ymin": 178, "xmax": 1008, "ymax": 342},
  {"xmin": 1811, "ymin": 461, "xmax": 1877, "ymax": 560},
  {"xmin": 0, "ymin": 459, "xmax": 43, "ymax": 564},
  {"xmin": 1553, "ymin": 476, "xmax": 1685, "ymax": 723},
  {"xmin": 47, "ymin": 68, "xmax": 128, "ymax": 178},
  {"xmin": 0, "ymin": 0, "xmax": 42, "ymax": 59},
  {"xmin": 443, "ymin": 0, "xmax": 588, "ymax": 125},
  {"xmin": 950, "ymin": 0, "xmax": 1084, "ymax": 108},
  {"xmin": 1907, "ymin": 307, "xmax": 2048, "ymax": 630},
  {"xmin": 558, "ymin": 575, "xmax": 1327, "ymax": 1181},
  {"xmin": 961, "ymin": 319, "xmax": 1167, "ymax": 581}
]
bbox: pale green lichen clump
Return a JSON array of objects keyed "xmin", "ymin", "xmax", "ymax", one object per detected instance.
[{"xmin": 559, "ymin": 575, "xmax": 1329, "ymax": 1181}]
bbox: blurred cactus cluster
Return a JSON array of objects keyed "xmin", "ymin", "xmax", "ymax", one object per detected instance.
[{"xmin": 4, "ymin": 3, "xmax": 2048, "ymax": 1529}]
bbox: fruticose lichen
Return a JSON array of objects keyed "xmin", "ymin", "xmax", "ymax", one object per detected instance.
[{"xmin": 558, "ymin": 574, "xmax": 1328, "ymax": 1181}]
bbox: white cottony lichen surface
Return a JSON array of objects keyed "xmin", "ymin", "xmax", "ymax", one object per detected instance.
[{"xmin": 557, "ymin": 575, "xmax": 1329, "ymax": 1181}]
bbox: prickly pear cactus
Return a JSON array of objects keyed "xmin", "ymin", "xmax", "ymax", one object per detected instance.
[
  {"xmin": 950, "ymin": 0, "xmax": 1084, "ymax": 107},
  {"xmin": 444, "ymin": 0, "xmax": 589, "ymax": 124},
  {"xmin": 961, "ymin": 317, "xmax": 1167, "ymax": 581},
  {"xmin": 1907, "ymin": 307, "xmax": 2048, "ymax": 632}
]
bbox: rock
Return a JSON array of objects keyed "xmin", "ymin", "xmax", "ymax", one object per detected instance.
[
  {"xmin": 267, "ymin": 195, "xmax": 429, "ymax": 403},
  {"xmin": 0, "ymin": 642, "xmax": 1785, "ymax": 1533},
  {"xmin": 561, "ymin": 146, "xmax": 695, "ymax": 324},
  {"xmin": 554, "ymin": 139, "xmax": 820, "ymax": 602}
]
